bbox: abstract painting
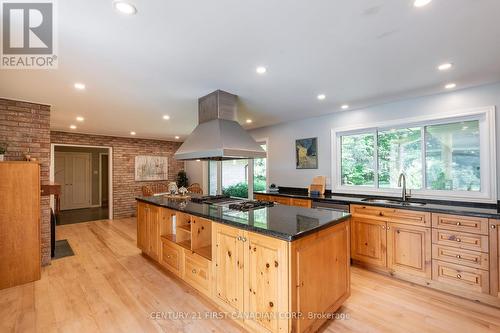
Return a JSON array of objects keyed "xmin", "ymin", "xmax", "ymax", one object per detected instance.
[
  {"xmin": 296, "ymin": 137, "xmax": 318, "ymax": 169},
  {"xmin": 135, "ymin": 156, "xmax": 168, "ymax": 181}
]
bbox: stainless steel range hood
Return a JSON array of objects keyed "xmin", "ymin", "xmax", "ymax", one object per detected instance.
[{"xmin": 174, "ymin": 90, "xmax": 267, "ymax": 161}]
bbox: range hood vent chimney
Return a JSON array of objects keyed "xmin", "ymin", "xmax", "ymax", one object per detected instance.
[{"xmin": 174, "ymin": 90, "xmax": 266, "ymax": 161}]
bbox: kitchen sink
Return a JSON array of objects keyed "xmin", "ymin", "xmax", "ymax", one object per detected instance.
[{"xmin": 361, "ymin": 198, "xmax": 426, "ymax": 207}]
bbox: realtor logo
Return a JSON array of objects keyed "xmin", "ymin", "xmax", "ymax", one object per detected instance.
[{"xmin": 1, "ymin": 0, "xmax": 57, "ymax": 69}]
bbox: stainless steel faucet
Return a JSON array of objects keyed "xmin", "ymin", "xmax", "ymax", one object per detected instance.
[{"xmin": 398, "ymin": 173, "xmax": 411, "ymax": 202}]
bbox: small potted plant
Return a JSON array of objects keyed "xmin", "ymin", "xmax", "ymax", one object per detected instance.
[{"xmin": 0, "ymin": 143, "xmax": 6, "ymax": 161}]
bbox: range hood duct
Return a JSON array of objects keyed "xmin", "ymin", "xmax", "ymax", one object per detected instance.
[{"xmin": 174, "ymin": 90, "xmax": 267, "ymax": 161}]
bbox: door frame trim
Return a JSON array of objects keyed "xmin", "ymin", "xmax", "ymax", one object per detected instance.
[{"xmin": 50, "ymin": 143, "xmax": 113, "ymax": 219}]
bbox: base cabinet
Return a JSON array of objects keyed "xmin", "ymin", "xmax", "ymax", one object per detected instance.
[
  {"xmin": 212, "ymin": 224, "xmax": 245, "ymax": 313},
  {"xmin": 212, "ymin": 223, "xmax": 289, "ymax": 333},
  {"xmin": 351, "ymin": 205, "xmax": 500, "ymax": 308},
  {"xmin": 387, "ymin": 223, "xmax": 431, "ymax": 279},
  {"xmin": 137, "ymin": 202, "xmax": 160, "ymax": 260},
  {"xmin": 490, "ymin": 219, "xmax": 500, "ymax": 298},
  {"xmin": 351, "ymin": 217, "xmax": 387, "ymax": 268}
]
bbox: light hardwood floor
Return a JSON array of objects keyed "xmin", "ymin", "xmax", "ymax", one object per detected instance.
[{"xmin": 1, "ymin": 218, "xmax": 500, "ymax": 333}]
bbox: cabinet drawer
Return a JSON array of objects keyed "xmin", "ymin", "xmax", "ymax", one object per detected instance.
[
  {"xmin": 432, "ymin": 260, "xmax": 489, "ymax": 294},
  {"xmin": 432, "ymin": 244, "xmax": 489, "ymax": 270},
  {"xmin": 432, "ymin": 229, "xmax": 489, "ymax": 252},
  {"xmin": 350, "ymin": 204, "xmax": 430, "ymax": 227},
  {"xmin": 432, "ymin": 213, "xmax": 489, "ymax": 235},
  {"xmin": 291, "ymin": 198, "xmax": 311, "ymax": 208},
  {"xmin": 351, "ymin": 205, "xmax": 390, "ymax": 219},
  {"xmin": 255, "ymin": 194, "xmax": 270, "ymax": 201},
  {"xmin": 184, "ymin": 250, "xmax": 211, "ymax": 296},
  {"xmin": 160, "ymin": 240, "xmax": 182, "ymax": 275},
  {"xmin": 271, "ymin": 196, "xmax": 292, "ymax": 205}
]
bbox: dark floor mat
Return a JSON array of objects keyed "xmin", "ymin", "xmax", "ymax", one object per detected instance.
[
  {"xmin": 53, "ymin": 239, "xmax": 75, "ymax": 259},
  {"xmin": 57, "ymin": 207, "xmax": 109, "ymax": 225}
]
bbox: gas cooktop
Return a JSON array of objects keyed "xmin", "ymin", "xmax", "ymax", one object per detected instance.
[{"xmin": 228, "ymin": 200, "xmax": 274, "ymax": 212}]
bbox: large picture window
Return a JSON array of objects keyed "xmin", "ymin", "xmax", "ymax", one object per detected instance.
[
  {"xmin": 333, "ymin": 107, "xmax": 496, "ymax": 202},
  {"xmin": 207, "ymin": 141, "xmax": 268, "ymax": 198}
]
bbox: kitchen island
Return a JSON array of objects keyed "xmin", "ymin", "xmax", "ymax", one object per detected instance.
[{"xmin": 136, "ymin": 196, "xmax": 351, "ymax": 333}]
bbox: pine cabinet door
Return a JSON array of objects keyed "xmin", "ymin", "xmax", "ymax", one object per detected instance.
[
  {"xmin": 490, "ymin": 219, "xmax": 500, "ymax": 298},
  {"xmin": 212, "ymin": 224, "xmax": 244, "ymax": 313},
  {"xmin": 387, "ymin": 223, "xmax": 431, "ymax": 279},
  {"xmin": 351, "ymin": 217, "xmax": 387, "ymax": 268},
  {"xmin": 148, "ymin": 205, "xmax": 160, "ymax": 260},
  {"xmin": 137, "ymin": 202, "xmax": 149, "ymax": 252},
  {"xmin": 244, "ymin": 232, "xmax": 289, "ymax": 333}
]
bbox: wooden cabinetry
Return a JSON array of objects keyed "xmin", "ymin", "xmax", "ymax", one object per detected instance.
[
  {"xmin": 136, "ymin": 202, "xmax": 160, "ymax": 260},
  {"xmin": 212, "ymin": 223, "xmax": 289, "ymax": 332},
  {"xmin": 212, "ymin": 223, "xmax": 245, "ymax": 313},
  {"xmin": 184, "ymin": 249, "xmax": 211, "ymax": 296},
  {"xmin": 244, "ymin": 231, "xmax": 289, "ymax": 333},
  {"xmin": 490, "ymin": 219, "xmax": 500, "ymax": 298},
  {"xmin": 350, "ymin": 205, "xmax": 432, "ymax": 279},
  {"xmin": 290, "ymin": 222, "xmax": 350, "ymax": 333},
  {"xmin": 255, "ymin": 194, "xmax": 312, "ymax": 209},
  {"xmin": 290, "ymin": 198, "xmax": 312, "ymax": 208},
  {"xmin": 351, "ymin": 204, "xmax": 500, "ymax": 306},
  {"xmin": 351, "ymin": 217, "xmax": 387, "ymax": 268},
  {"xmin": 138, "ymin": 200, "xmax": 351, "ymax": 331},
  {"xmin": 0, "ymin": 162, "xmax": 41, "ymax": 290},
  {"xmin": 387, "ymin": 223, "xmax": 431, "ymax": 279}
]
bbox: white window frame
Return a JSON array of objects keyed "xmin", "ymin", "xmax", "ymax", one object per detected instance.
[{"xmin": 331, "ymin": 106, "xmax": 497, "ymax": 203}]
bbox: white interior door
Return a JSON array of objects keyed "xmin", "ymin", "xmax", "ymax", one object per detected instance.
[{"xmin": 56, "ymin": 152, "xmax": 92, "ymax": 210}]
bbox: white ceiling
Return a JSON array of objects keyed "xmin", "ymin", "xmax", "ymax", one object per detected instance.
[{"xmin": 1, "ymin": 0, "xmax": 500, "ymax": 140}]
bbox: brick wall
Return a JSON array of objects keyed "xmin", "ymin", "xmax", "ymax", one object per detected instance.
[
  {"xmin": 0, "ymin": 98, "xmax": 51, "ymax": 266},
  {"xmin": 50, "ymin": 131, "xmax": 185, "ymax": 218}
]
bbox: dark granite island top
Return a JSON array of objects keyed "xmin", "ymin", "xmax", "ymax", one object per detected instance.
[{"xmin": 136, "ymin": 195, "xmax": 350, "ymax": 241}]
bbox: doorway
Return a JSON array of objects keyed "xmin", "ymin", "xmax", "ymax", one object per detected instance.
[{"xmin": 52, "ymin": 145, "xmax": 112, "ymax": 225}]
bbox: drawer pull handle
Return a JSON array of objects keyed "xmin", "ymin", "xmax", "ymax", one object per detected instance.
[
  {"xmin": 242, "ymin": 237, "xmax": 247, "ymax": 242},
  {"xmin": 387, "ymin": 226, "xmax": 391, "ymax": 230},
  {"xmin": 381, "ymin": 226, "xmax": 386, "ymax": 230},
  {"xmin": 237, "ymin": 236, "xmax": 242, "ymax": 241},
  {"xmin": 492, "ymin": 225, "xmax": 497, "ymax": 229},
  {"xmin": 269, "ymin": 302, "xmax": 274, "ymax": 308},
  {"xmin": 379, "ymin": 212, "xmax": 384, "ymax": 217},
  {"xmin": 192, "ymin": 269, "xmax": 197, "ymax": 274},
  {"xmin": 456, "ymin": 238, "xmax": 461, "ymax": 242},
  {"xmin": 456, "ymin": 274, "xmax": 462, "ymax": 279},
  {"xmin": 456, "ymin": 255, "xmax": 461, "ymax": 259},
  {"xmin": 167, "ymin": 255, "xmax": 171, "ymax": 259},
  {"xmin": 456, "ymin": 222, "xmax": 461, "ymax": 226}
]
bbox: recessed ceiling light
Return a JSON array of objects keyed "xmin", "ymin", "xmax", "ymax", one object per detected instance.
[
  {"xmin": 317, "ymin": 94, "xmax": 326, "ymax": 101},
  {"xmin": 76, "ymin": 116, "xmax": 84, "ymax": 122},
  {"xmin": 445, "ymin": 83, "xmax": 457, "ymax": 89},
  {"xmin": 70, "ymin": 125, "xmax": 77, "ymax": 130},
  {"xmin": 163, "ymin": 115, "xmax": 170, "ymax": 120},
  {"xmin": 256, "ymin": 66, "xmax": 267, "ymax": 74},
  {"xmin": 74, "ymin": 83, "xmax": 86, "ymax": 90},
  {"xmin": 341, "ymin": 104, "xmax": 350, "ymax": 110},
  {"xmin": 130, "ymin": 131, "xmax": 136, "ymax": 135},
  {"xmin": 414, "ymin": 0, "xmax": 432, "ymax": 8},
  {"xmin": 175, "ymin": 136, "xmax": 180, "ymax": 140},
  {"xmin": 113, "ymin": 1, "xmax": 137, "ymax": 15},
  {"xmin": 246, "ymin": 119, "xmax": 253, "ymax": 124},
  {"xmin": 438, "ymin": 63, "xmax": 453, "ymax": 71}
]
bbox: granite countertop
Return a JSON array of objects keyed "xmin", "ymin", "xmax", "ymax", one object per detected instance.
[
  {"xmin": 256, "ymin": 190, "xmax": 500, "ymax": 219},
  {"xmin": 136, "ymin": 196, "xmax": 350, "ymax": 241}
]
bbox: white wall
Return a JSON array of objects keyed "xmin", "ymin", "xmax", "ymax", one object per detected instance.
[
  {"xmin": 185, "ymin": 160, "xmax": 204, "ymax": 186},
  {"xmin": 250, "ymin": 82, "xmax": 500, "ymax": 199}
]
